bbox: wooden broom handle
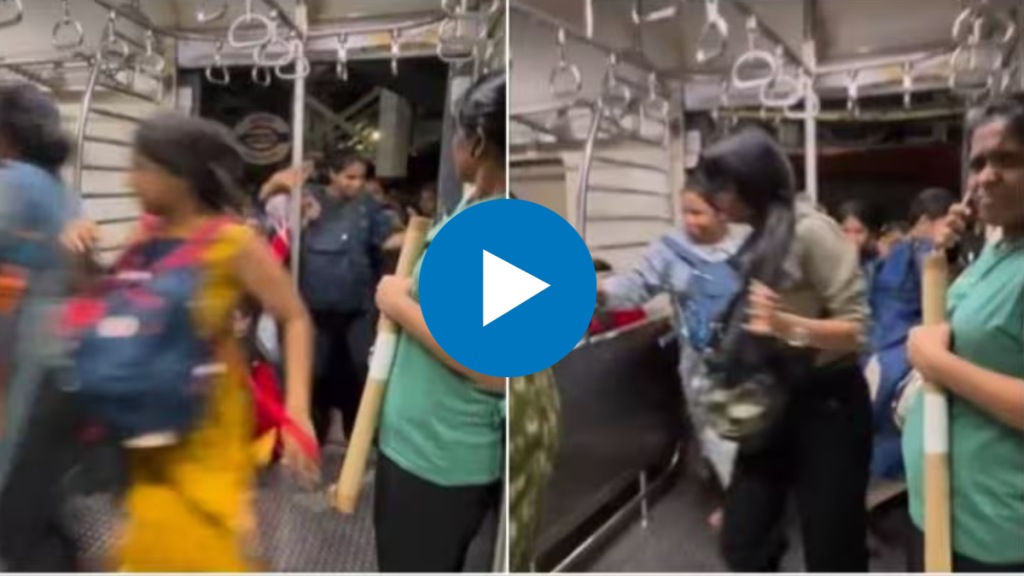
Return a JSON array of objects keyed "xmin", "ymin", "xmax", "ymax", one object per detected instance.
[{"xmin": 333, "ymin": 216, "xmax": 431, "ymax": 514}]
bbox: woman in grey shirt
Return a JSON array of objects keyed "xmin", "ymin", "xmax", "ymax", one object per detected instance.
[{"xmin": 694, "ymin": 127, "xmax": 871, "ymax": 572}]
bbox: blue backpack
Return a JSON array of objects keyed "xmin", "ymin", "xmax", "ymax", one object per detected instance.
[
  {"xmin": 61, "ymin": 218, "xmax": 230, "ymax": 443},
  {"xmin": 660, "ymin": 235, "xmax": 745, "ymax": 352}
]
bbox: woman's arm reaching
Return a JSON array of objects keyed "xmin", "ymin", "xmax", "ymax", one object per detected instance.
[{"xmin": 376, "ymin": 275, "xmax": 505, "ymax": 393}]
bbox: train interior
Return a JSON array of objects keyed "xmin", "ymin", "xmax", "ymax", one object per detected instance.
[
  {"xmin": 509, "ymin": 0, "xmax": 1021, "ymax": 571},
  {"xmin": 0, "ymin": 0, "xmax": 504, "ymax": 571}
]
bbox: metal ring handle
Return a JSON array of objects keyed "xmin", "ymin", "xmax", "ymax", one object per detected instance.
[
  {"xmin": 52, "ymin": 17, "xmax": 85, "ymax": 51},
  {"xmin": 782, "ymin": 82, "xmax": 821, "ymax": 120},
  {"xmin": 759, "ymin": 71, "xmax": 803, "ymax": 108},
  {"xmin": 548, "ymin": 63, "xmax": 583, "ymax": 99},
  {"xmin": 951, "ymin": 7, "xmax": 979, "ymax": 45},
  {"xmin": 228, "ymin": 10, "xmax": 274, "ymax": 48},
  {"xmin": 731, "ymin": 50, "xmax": 778, "ymax": 89},
  {"xmin": 275, "ymin": 44, "xmax": 310, "ymax": 81},
  {"xmin": 437, "ymin": 17, "xmax": 477, "ymax": 64},
  {"xmin": 197, "ymin": 0, "xmax": 228, "ymax": 24},
  {"xmin": 206, "ymin": 63, "xmax": 230, "ymax": 85},
  {"xmin": 441, "ymin": 0, "xmax": 461, "ymax": 17},
  {"xmin": 696, "ymin": 19, "xmax": 729, "ymax": 64},
  {"xmin": 136, "ymin": 30, "xmax": 166, "ymax": 76},
  {"xmin": 254, "ymin": 34, "xmax": 296, "ymax": 67},
  {"xmin": 0, "ymin": 0, "xmax": 24, "ymax": 29},
  {"xmin": 252, "ymin": 66, "xmax": 272, "ymax": 87},
  {"xmin": 601, "ymin": 82, "xmax": 633, "ymax": 122}
]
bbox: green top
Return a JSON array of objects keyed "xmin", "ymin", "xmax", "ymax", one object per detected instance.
[
  {"xmin": 903, "ymin": 241, "xmax": 1024, "ymax": 564},
  {"xmin": 378, "ymin": 195, "xmax": 505, "ymax": 486}
]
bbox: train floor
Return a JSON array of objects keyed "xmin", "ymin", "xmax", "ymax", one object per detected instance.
[
  {"xmin": 63, "ymin": 427, "xmax": 499, "ymax": 572},
  {"xmin": 581, "ymin": 451, "xmax": 909, "ymax": 573}
]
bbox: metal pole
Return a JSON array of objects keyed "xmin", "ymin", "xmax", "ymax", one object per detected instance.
[
  {"xmin": 289, "ymin": 1, "xmax": 309, "ymax": 280},
  {"xmin": 73, "ymin": 58, "xmax": 104, "ymax": 197},
  {"xmin": 802, "ymin": 0, "xmax": 819, "ymax": 204},
  {"xmin": 576, "ymin": 102, "xmax": 606, "ymax": 244}
]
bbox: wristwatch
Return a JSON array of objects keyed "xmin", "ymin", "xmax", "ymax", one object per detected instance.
[{"xmin": 783, "ymin": 323, "xmax": 812, "ymax": 348}]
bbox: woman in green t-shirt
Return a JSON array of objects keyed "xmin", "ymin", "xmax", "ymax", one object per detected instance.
[
  {"xmin": 371, "ymin": 72, "xmax": 507, "ymax": 572},
  {"xmin": 903, "ymin": 94, "xmax": 1024, "ymax": 572}
]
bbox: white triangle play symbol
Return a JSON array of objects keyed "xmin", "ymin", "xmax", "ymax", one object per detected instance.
[{"xmin": 482, "ymin": 250, "xmax": 550, "ymax": 327}]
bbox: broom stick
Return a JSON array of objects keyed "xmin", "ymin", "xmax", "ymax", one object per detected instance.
[
  {"xmin": 919, "ymin": 189, "xmax": 975, "ymax": 572},
  {"xmin": 333, "ymin": 216, "xmax": 431, "ymax": 513}
]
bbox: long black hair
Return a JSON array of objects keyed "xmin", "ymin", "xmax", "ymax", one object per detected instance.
[
  {"xmin": 0, "ymin": 82, "xmax": 71, "ymax": 174},
  {"xmin": 837, "ymin": 199, "xmax": 885, "ymax": 236},
  {"xmin": 691, "ymin": 126, "xmax": 797, "ymax": 288},
  {"xmin": 455, "ymin": 71, "xmax": 505, "ymax": 163},
  {"xmin": 134, "ymin": 113, "xmax": 246, "ymax": 214}
]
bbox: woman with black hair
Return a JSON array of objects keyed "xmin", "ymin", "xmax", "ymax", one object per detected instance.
[
  {"xmin": 62, "ymin": 113, "xmax": 317, "ymax": 570},
  {"xmin": 838, "ymin": 199, "xmax": 886, "ymax": 266},
  {"xmin": 372, "ymin": 71, "xmax": 506, "ymax": 572},
  {"xmin": 0, "ymin": 82, "xmax": 81, "ymax": 571},
  {"xmin": 902, "ymin": 95, "xmax": 1024, "ymax": 572},
  {"xmin": 692, "ymin": 127, "xmax": 871, "ymax": 571},
  {"xmin": 261, "ymin": 152, "xmax": 399, "ymax": 444}
]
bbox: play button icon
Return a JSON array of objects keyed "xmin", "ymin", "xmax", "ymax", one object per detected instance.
[
  {"xmin": 418, "ymin": 199, "xmax": 596, "ymax": 377},
  {"xmin": 482, "ymin": 250, "xmax": 549, "ymax": 327}
]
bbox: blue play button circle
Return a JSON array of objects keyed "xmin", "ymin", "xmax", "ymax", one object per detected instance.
[{"xmin": 419, "ymin": 199, "xmax": 596, "ymax": 377}]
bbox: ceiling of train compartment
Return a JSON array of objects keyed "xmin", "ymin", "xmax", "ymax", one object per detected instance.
[
  {"xmin": 511, "ymin": 0, "xmax": 1023, "ymax": 110},
  {"xmin": 134, "ymin": 0, "xmax": 444, "ymax": 31}
]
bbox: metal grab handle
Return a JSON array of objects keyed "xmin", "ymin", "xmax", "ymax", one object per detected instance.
[
  {"xmin": 206, "ymin": 41, "xmax": 231, "ymax": 85},
  {"xmin": 731, "ymin": 50, "xmax": 778, "ymax": 89},
  {"xmin": 641, "ymin": 72, "xmax": 670, "ymax": 121},
  {"xmin": 549, "ymin": 63, "xmax": 583, "ymax": 99},
  {"xmin": 437, "ymin": 16, "xmax": 477, "ymax": 64},
  {"xmin": 549, "ymin": 28, "xmax": 583, "ymax": 99},
  {"xmin": 197, "ymin": 0, "xmax": 228, "ymax": 24},
  {"xmin": 390, "ymin": 29, "xmax": 401, "ymax": 76},
  {"xmin": 731, "ymin": 17, "xmax": 777, "ymax": 89},
  {"xmin": 695, "ymin": 0, "xmax": 728, "ymax": 64},
  {"xmin": 275, "ymin": 42, "xmax": 310, "ymax": 80},
  {"xmin": 100, "ymin": 12, "xmax": 131, "ymax": 68},
  {"xmin": 252, "ymin": 66, "xmax": 272, "ymax": 87},
  {"xmin": 601, "ymin": 54, "xmax": 632, "ymax": 122},
  {"xmin": 952, "ymin": 4, "xmax": 1017, "ymax": 46},
  {"xmin": 780, "ymin": 75, "xmax": 820, "ymax": 120},
  {"xmin": 440, "ymin": 0, "xmax": 462, "ymax": 16},
  {"xmin": 136, "ymin": 30, "xmax": 166, "ymax": 76},
  {"xmin": 52, "ymin": 17, "xmax": 85, "ymax": 51},
  {"xmin": 759, "ymin": 71, "xmax": 803, "ymax": 108},
  {"xmin": 335, "ymin": 34, "xmax": 349, "ymax": 81},
  {"xmin": 228, "ymin": 0, "xmax": 274, "ymax": 48},
  {"xmin": 255, "ymin": 33, "xmax": 297, "ymax": 67},
  {"xmin": 0, "ymin": 0, "xmax": 24, "ymax": 29}
]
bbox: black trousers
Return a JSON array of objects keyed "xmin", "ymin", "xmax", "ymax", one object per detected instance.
[
  {"xmin": 907, "ymin": 527, "xmax": 1024, "ymax": 573},
  {"xmin": 311, "ymin": 310, "xmax": 374, "ymax": 443},
  {"xmin": 374, "ymin": 453, "xmax": 499, "ymax": 572},
  {"xmin": 721, "ymin": 362, "xmax": 872, "ymax": 572},
  {"xmin": 0, "ymin": 369, "xmax": 82, "ymax": 571}
]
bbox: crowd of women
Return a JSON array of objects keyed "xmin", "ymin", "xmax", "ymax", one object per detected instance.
[
  {"xmin": 510, "ymin": 93, "xmax": 1024, "ymax": 573},
  {"xmin": 0, "ymin": 69, "xmax": 508, "ymax": 572}
]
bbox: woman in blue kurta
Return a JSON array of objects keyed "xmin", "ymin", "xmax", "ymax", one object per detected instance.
[{"xmin": 903, "ymin": 94, "xmax": 1024, "ymax": 572}]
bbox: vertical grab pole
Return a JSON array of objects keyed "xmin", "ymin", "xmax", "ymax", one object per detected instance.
[
  {"xmin": 73, "ymin": 58, "xmax": 104, "ymax": 198},
  {"xmin": 575, "ymin": 102, "xmax": 605, "ymax": 244},
  {"xmin": 289, "ymin": 0, "xmax": 309, "ymax": 281},
  {"xmin": 920, "ymin": 250, "xmax": 953, "ymax": 572},
  {"xmin": 802, "ymin": 0, "xmax": 818, "ymax": 203},
  {"xmin": 335, "ymin": 217, "xmax": 431, "ymax": 513}
]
